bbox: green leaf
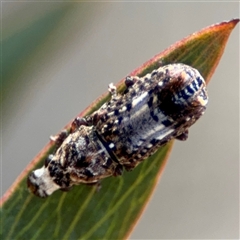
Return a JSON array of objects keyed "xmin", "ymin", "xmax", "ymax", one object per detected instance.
[
  {"xmin": 1, "ymin": 19, "xmax": 239, "ymax": 240},
  {"xmin": 2, "ymin": 3, "xmax": 73, "ymax": 105}
]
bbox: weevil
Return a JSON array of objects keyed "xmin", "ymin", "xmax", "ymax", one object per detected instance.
[{"xmin": 27, "ymin": 63, "xmax": 208, "ymax": 197}]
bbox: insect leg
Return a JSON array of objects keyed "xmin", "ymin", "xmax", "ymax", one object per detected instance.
[
  {"xmin": 176, "ymin": 130, "xmax": 189, "ymax": 141},
  {"xmin": 125, "ymin": 76, "xmax": 135, "ymax": 87},
  {"xmin": 108, "ymin": 83, "xmax": 118, "ymax": 100},
  {"xmin": 50, "ymin": 130, "xmax": 69, "ymax": 149},
  {"xmin": 124, "ymin": 76, "xmax": 139, "ymax": 88},
  {"xmin": 85, "ymin": 181, "xmax": 102, "ymax": 192},
  {"xmin": 113, "ymin": 164, "xmax": 124, "ymax": 176},
  {"xmin": 70, "ymin": 117, "xmax": 89, "ymax": 133},
  {"xmin": 50, "ymin": 116, "xmax": 89, "ymax": 149}
]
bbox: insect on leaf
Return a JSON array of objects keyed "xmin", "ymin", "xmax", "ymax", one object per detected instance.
[{"xmin": 1, "ymin": 19, "xmax": 239, "ymax": 240}]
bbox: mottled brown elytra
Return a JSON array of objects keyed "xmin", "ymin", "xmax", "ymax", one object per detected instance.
[{"xmin": 27, "ymin": 63, "xmax": 208, "ymax": 198}]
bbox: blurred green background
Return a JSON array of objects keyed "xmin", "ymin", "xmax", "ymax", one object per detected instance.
[{"xmin": 2, "ymin": 2, "xmax": 239, "ymax": 239}]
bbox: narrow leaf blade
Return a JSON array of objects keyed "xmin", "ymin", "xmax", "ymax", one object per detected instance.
[{"xmin": 1, "ymin": 19, "xmax": 239, "ymax": 240}]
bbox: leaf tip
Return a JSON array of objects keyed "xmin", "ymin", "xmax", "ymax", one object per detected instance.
[{"xmin": 223, "ymin": 18, "xmax": 239, "ymax": 30}]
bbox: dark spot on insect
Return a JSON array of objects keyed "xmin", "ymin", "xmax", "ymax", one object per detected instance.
[
  {"xmin": 48, "ymin": 165, "xmax": 55, "ymax": 177},
  {"xmin": 104, "ymin": 114, "xmax": 110, "ymax": 121},
  {"xmin": 138, "ymin": 83, "xmax": 146, "ymax": 92},
  {"xmin": 151, "ymin": 70, "xmax": 158, "ymax": 77},
  {"xmin": 197, "ymin": 76, "xmax": 203, "ymax": 87},
  {"xmin": 177, "ymin": 76, "xmax": 182, "ymax": 81},
  {"xmin": 180, "ymin": 89, "xmax": 191, "ymax": 100},
  {"xmin": 176, "ymin": 130, "xmax": 189, "ymax": 141},
  {"xmin": 54, "ymin": 170, "xmax": 69, "ymax": 187},
  {"xmin": 162, "ymin": 119, "xmax": 172, "ymax": 127},
  {"xmin": 103, "ymin": 157, "xmax": 113, "ymax": 168},
  {"xmin": 69, "ymin": 146, "xmax": 79, "ymax": 159},
  {"xmin": 113, "ymin": 164, "xmax": 123, "ymax": 176},
  {"xmin": 150, "ymin": 138, "xmax": 158, "ymax": 145},
  {"xmin": 163, "ymin": 76, "xmax": 170, "ymax": 84},
  {"xmin": 59, "ymin": 175, "xmax": 71, "ymax": 189},
  {"xmin": 130, "ymin": 90, "xmax": 137, "ymax": 98},
  {"xmin": 192, "ymin": 81, "xmax": 198, "ymax": 91},
  {"xmin": 149, "ymin": 87, "xmax": 155, "ymax": 95},
  {"xmin": 144, "ymin": 77, "xmax": 149, "ymax": 81},
  {"xmin": 186, "ymin": 69, "xmax": 194, "ymax": 78},
  {"xmin": 76, "ymin": 155, "xmax": 88, "ymax": 168},
  {"xmin": 114, "ymin": 109, "xmax": 119, "ymax": 116},
  {"xmin": 201, "ymin": 90, "xmax": 208, "ymax": 101},
  {"xmin": 118, "ymin": 116, "xmax": 123, "ymax": 124},
  {"xmin": 158, "ymin": 94, "xmax": 176, "ymax": 115},
  {"xmin": 127, "ymin": 158, "xmax": 135, "ymax": 164},
  {"xmin": 192, "ymin": 80, "xmax": 198, "ymax": 91},
  {"xmin": 104, "ymin": 122, "xmax": 113, "ymax": 130},
  {"xmin": 44, "ymin": 156, "xmax": 52, "ymax": 167},
  {"xmin": 137, "ymin": 79, "xmax": 142, "ymax": 85},
  {"xmin": 140, "ymin": 151, "xmax": 147, "ymax": 157},
  {"xmin": 186, "ymin": 85, "xmax": 194, "ymax": 94},
  {"xmin": 126, "ymin": 137, "xmax": 133, "ymax": 145},
  {"xmin": 84, "ymin": 135, "xmax": 90, "ymax": 145},
  {"xmin": 126, "ymin": 103, "xmax": 132, "ymax": 111},
  {"xmin": 148, "ymin": 96, "xmax": 154, "ymax": 108},
  {"xmin": 57, "ymin": 171, "xmax": 64, "ymax": 180},
  {"xmin": 160, "ymin": 139, "xmax": 168, "ymax": 145},
  {"xmin": 112, "ymin": 129, "xmax": 119, "ymax": 135},
  {"xmin": 150, "ymin": 111, "xmax": 159, "ymax": 122},
  {"xmin": 65, "ymin": 172, "xmax": 70, "ymax": 180},
  {"xmin": 116, "ymin": 100, "xmax": 123, "ymax": 106},
  {"xmin": 85, "ymin": 169, "xmax": 94, "ymax": 177},
  {"xmin": 54, "ymin": 178, "xmax": 61, "ymax": 186},
  {"xmin": 120, "ymin": 145, "xmax": 128, "ymax": 155},
  {"xmin": 95, "ymin": 157, "xmax": 102, "ymax": 165},
  {"xmin": 125, "ymin": 76, "xmax": 134, "ymax": 87}
]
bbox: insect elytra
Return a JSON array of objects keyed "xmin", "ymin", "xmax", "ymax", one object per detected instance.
[{"xmin": 27, "ymin": 63, "xmax": 208, "ymax": 197}]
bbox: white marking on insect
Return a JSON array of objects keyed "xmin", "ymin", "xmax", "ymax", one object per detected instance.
[
  {"xmin": 34, "ymin": 167, "xmax": 44, "ymax": 178},
  {"xmin": 108, "ymin": 111, "xmax": 115, "ymax": 117},
  {"xmin": 109, "ymin": 143, "xmax": 115, "ymax": 149},
  {"xmin": 119, "ymin": 106, "xmax": 127, "ymax": 112},
  {"xmin": 137, "ymin": 139, "xmax": 144, "ymax": 146},
  {"xmin": 132, "ymin": 92, "xmax": 148, "ymax": 108},
  {"xmin": 146, "ymin": 143, "xmax": 153, "ymax": 149},
  {"xmin": 139, "ymin": 121, "xmax": 167, "ymax": 140},
  {"xmin": 156, "ymin": 128, "xmax": 174, "ymax": 140}
]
